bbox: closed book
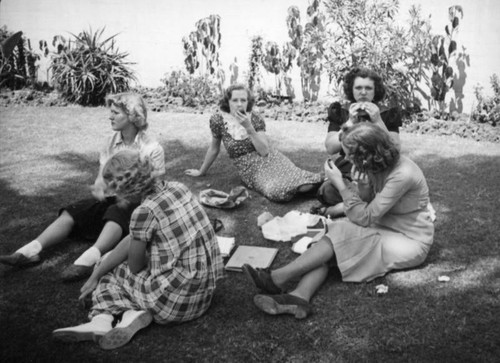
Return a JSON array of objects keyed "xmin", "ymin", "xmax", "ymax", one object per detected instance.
[{"xmin": 224, "ymin": 245, "xmax": 278, "ymax": 272}]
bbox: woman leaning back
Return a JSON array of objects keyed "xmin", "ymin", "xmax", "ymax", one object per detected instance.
[
  {"xmin": 0, "ymin": 93, "xmax": 165, "ymax": 282},
  {"xmin": 243, "ymin": 122, "xmax": 434, "ymax": 319},
  {"xmin": 185, "ymin": 84, "xmax": 323, "ymax": 202}
]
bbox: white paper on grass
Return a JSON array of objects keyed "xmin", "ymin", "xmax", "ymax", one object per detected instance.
[
  {"xmin": 261, "ymin": 211, "xmax": 323, "ymax": 242},
  {"xmin": 216, "ymin": 236, "xmax": 235, "ymax": 257}
]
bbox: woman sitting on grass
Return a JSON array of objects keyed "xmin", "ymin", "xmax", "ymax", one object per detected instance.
[
  {"xmin": 0, "ymin": 93, "xmax": 165, "ymax": 282},
  {"xmin": 243, "ymin": 122, "xmax": 434, "ymax": 319},
  {"xmin": 184, "ymin": 84, "xmax": 323, "ymax": 202},
  {"xmin": 53, "ymin": 150, "xmax": 224, "ymax": 350},
  {"xmin": 314, "ymin": 67, "xmax": 402, "ymax": 218}
]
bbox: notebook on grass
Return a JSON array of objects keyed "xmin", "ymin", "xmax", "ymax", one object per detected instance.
[{"xmin": 224, "ymin": 245, "xmax": 278, "ymax": 272}]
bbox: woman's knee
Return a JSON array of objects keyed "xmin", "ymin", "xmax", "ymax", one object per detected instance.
[{"xmin": 58, "ymin": 210, "xmax": 75, "ymax": 225}]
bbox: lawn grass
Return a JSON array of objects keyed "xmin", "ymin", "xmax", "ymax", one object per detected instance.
[{"xmin": 0, "ymin": 106, "xmax": 499, "ymax": 362}]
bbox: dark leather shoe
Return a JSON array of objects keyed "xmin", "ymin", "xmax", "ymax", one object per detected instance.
[
  {"xmin": 242, "ymin": 264, "xmax": 282, "ymax": 294},
  {"xmin": 253, "ymin": 294, "xmax": 311, "ymax": 319},
  {"xmin": 61, "ymin": 264, "xmax": 93, "ymax": 282},
  {"xmin": 0, "ymin": 252, "xmax": 40, "ymax": 267}
]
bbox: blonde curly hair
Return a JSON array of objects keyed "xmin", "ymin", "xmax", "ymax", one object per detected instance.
[
  {"xmin": 102, "ymin": 149, "xmax": 156, "ymax": 207},
  {"xmin": 105, "ymin": 93, "xmax": 148, "ymax": 131}
]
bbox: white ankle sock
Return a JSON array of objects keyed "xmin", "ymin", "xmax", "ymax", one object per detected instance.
[
  {"xmin": 91, "ymin": 313, "xmax": 114, "ymax": 329},
  {"xmin": 16, "ymin": 240, "xmax": 42, "ymax": 258},
  {"xmin": 117, "ymin": 310, "xmax": 147, "ymax": 328},
  {"xmin": 74, "ymin": 246, "xmax": 101, "ymax": 266}
]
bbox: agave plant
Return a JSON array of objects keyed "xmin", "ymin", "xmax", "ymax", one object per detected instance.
[{"xmin": 50, "ymin": 27, "xmax": 136, "ymax": 106}]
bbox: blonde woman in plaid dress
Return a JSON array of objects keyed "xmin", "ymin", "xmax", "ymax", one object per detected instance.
[{"xmin": 53, "ymin": 150, "xmax": 224, "ymax": 350}]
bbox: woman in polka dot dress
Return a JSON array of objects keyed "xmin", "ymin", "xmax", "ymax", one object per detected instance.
[{"xmin": 185, "ymin": 84, "xmax": 323, "ymax": 202}]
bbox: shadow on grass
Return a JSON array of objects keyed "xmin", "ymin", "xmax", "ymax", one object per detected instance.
[{"xmin": 0, "ymin": 142, "xmax": 499, "ymax": 362}]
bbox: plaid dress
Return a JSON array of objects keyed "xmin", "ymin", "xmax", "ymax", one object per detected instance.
[{"xmin": 90, "ymin": 181, "xmax": 224, "ymax": 324}]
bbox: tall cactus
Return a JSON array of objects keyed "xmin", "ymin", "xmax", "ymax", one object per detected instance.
[
  {"xmin": 182, "ymin": 14, "xmax": 221, "ymax": 77},
  {"xmin": 261, "ymin": 41, "xmax": 296, "ymax": 98},
  {"xmin": 286, "ymin": 1, "xmax": 324, "ymax": 101},
  {"xmin": 247, "ymin": 35, "xmax": 263, "ymax": 91},
  {"xmin": 429, "ymin": 5, "xmax": 464, "ymax": 113}
]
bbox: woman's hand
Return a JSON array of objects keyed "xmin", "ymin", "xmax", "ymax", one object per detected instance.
[
  {"xmin": 234, "ymin": 110, "xmax": 253, "ymax": 130},
  {"xmin": 79, "ymin": 275, "xmax": 99, "ymax": 304},
  {"xmin": 349, "ymin": 102, "xmax": 382, "ymax": 124},
  {"xmin": 324, "ymin": 159, "xmax": 345, "ymax": 190},
  {"xmin": 184, "ymin": 169, "xmax": 204, "ymax": 177},
  {"xmin": 350, "ymin": 165, "xmax": 369, "ymax": 184}
]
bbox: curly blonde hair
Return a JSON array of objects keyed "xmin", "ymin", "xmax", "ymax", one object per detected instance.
[
  {"xmin": 102, "ymin": 149, "xmax": 156, "ymax": 207},
  {"xmin": 105, "ymin": 93, "xmax": 148, "ymax": 131}
]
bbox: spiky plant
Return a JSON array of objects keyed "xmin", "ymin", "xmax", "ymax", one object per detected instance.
[{"xmin": 49, "ymin": 27, "xmax": 136, "ymax": 106}]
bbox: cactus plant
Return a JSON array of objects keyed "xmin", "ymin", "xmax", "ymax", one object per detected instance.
[
  {"xmin": 286, "ymin": 1, "xmax": 324, "ymax": 101},
  {"xmin": 182, "ymin": 14, "xmax": 222, "ymax": 77},
  {"xmin": 261, "ymin": 40, "xmax": 296, "ymax": 99},
  {"xmin": 247, "ymin": 35, "xmax": 263, "ymax": 91},
  {"xmin": 429, "ymin": 5, "xmax": 465, "ymax": 115}
]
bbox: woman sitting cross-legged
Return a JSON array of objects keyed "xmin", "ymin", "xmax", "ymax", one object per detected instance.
[
  {"xmin": 243, "ymin": 122, "xmax": 434, "ymax": 319},
  {"xmin": 52, "ymin": 150, "xmax": 224, "ymax": 350},
  {"xmin": 315, "ymin": 67, "xmax": 403, "ymax": 218},
  {"xmin": 184, "ymin": 84, "xmax": 323, "ymax": 202}
]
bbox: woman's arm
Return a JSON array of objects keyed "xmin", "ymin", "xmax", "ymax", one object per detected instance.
[
  {"xmin": 341, "ymin": 167, "xmax": 411, "ymax": 226},
  {"xmin": 128, "ymin": 239, "xmax": 148, "ymax": 273},
  {"xmin": 246, "ymin": 129, "xmax": 269, "ymax": 156},
  {"xmin": 79, "ymin": 235, "xmax": 131, "ymax": 301},
  {"xmin": 238, "ymin": 112, "xmax": 269, "ymax": 156},
  {"xmin": 148, "ymin": 143, "xmax": 166, "ymax": 178},
  {"xmin": 185, "ymin": 136, "xmax": 222, "ymax": 176}
]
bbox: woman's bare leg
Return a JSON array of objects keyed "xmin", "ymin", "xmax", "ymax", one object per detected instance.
[{"xmin": 272, "ymin": 237, "xmax": 334, "ymax": 287}]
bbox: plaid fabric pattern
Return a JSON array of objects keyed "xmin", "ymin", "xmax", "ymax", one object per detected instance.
[{"xmin": 90, "ymin": 182, "xmax": 224, "ymax": 324}]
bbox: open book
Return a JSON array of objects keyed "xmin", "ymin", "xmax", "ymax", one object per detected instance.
[{"xmin": 224, "ymin": 245, "xmax": 278, "ymax": 272}]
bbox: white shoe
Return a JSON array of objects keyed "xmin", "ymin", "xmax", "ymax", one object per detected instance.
[
  {"xmin": 52, "ymin": 314, "xmax": 113, "ymax": 343},
  {"xmin": 99, "ymin": 310, "xmax": 152, "ymax": 350}
]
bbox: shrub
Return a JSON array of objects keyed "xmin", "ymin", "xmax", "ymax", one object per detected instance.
[
  {"xmin": 472, "ymin": 74, "xmax": 500, "ymax": 126},
  {"xmin": 322, "ymin": 0, "xmax": 433, "ymax": 113},
  {"xmin": 0, "ymin": 26, "xmax": 40, "ymax": 89},
  {"xmin": 48, "ymin": 28, "xmax": 136, "ymax": 106},
  {"xmin": 161, "ymin": 70, "xmax": 220, "ymax": 107},
  {"xmin": 247, "ymin": 35, "xmax": 264, "ymax": 91},
  {"xmin": 429, "ymin": 5, "xmax": 467, "ymax": 116}
]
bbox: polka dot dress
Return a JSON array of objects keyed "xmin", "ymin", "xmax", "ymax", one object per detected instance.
[{"xmin": 210, "ymin": 112, "xmax": 323, "ymax": 202}]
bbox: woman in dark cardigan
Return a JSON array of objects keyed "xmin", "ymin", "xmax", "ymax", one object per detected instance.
[{"xmin": 314, "ymin": 68, "xmax": 402, "ymax": 217}]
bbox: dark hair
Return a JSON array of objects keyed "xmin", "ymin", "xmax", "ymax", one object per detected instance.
[
  {"xmin": 343, "ymin": 68, "xmax": 386, "ymax": 103},
  {"xmin": 342, "ymin": 123, "xmax": 399, "ymax": 192},
  {"xmin": 219, "ymin": 84, "xmax": 255, "ymax": 113}
]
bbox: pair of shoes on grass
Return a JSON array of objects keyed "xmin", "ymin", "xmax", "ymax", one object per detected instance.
[
  {"xmin": 0, "ymin": 252, "xmax": 92, "ymax": 282},
  {"xmin": 242, "ymin": 264, "xmax": 311, "ymax": 319},
  {"xmin": 60, "ymin": 264, "xmax": 93, "ymax": 282},
  {"xmin": 52, "ymin": 310, "xmax": 152, "ymax": 350},
  {"xmin": 0, "ymin": 252, "xmax": 40, "ymax": 267}
]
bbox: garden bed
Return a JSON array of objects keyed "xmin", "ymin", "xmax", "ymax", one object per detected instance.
[{"xmin": 1, "ymin": 88, "xmax": 499, "ymax": 143}]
